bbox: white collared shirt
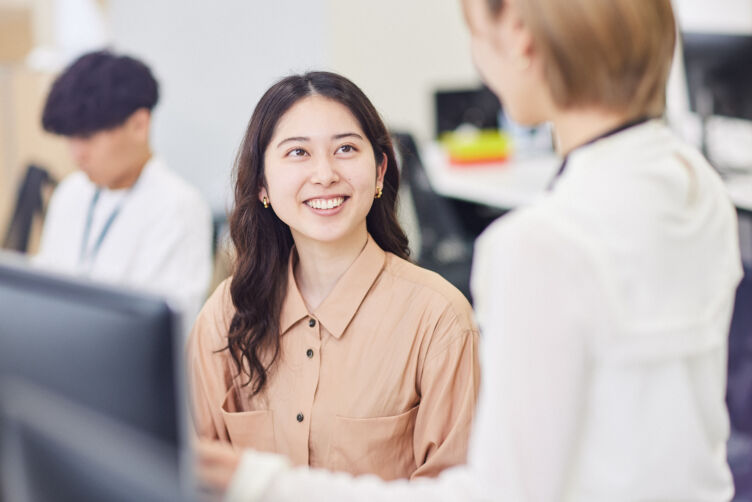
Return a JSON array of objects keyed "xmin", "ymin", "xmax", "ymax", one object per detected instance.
[
  {"xmin": 226, "ymin": 121, "xmax": 742, "ymax": 502},
  {"xmin": 35, "ymin": 156, "xmax": 213, "ymax": 325}
]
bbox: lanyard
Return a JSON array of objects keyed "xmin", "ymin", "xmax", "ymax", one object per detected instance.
[
  {"xmin": 547, "ymin": 116, "xmax": 651, "ymax": 191},
  {"xmin": 79, "ymin": 189, "xmax": 125, "ymax": 267}
]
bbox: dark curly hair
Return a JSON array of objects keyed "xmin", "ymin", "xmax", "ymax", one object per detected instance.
[
  {"xmin": 42, "ymin": 50, "xmax": 159, "ymax": 136},
  {"xmin": 227, "ymin": 71, "xmax": 410, "ymax": 396}
]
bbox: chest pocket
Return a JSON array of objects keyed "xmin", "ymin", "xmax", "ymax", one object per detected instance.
[
  {"xmin": 220, "ymin": 387, "xmax": 277, "ymax": 453},
  {"xmin": 326, "ymin": 405, "xmax": 419, "ymax": 480}
]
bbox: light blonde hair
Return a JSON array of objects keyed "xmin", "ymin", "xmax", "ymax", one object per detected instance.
[{"xmin": 486, "ymin": 0, "xmax": 676, "ymax": 118}]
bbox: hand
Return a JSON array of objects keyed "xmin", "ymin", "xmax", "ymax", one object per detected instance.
[{"xmin": 196, "ymin": 439, "xmax": 243, "ymax": 495}]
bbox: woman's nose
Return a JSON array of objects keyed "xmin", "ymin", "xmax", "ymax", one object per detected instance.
[{"xmin": 310, "ymin": 156, "xmax": 339, "ymax": 186}]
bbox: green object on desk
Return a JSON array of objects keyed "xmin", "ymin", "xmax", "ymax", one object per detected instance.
[{"xmin": 439, "ymin": 129, "xmax": 512, "ymax": 165}]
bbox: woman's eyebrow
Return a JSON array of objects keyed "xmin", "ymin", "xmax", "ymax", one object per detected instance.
[
  {"xmin": 276, "ymin": 136, "xmax": 309, "ymax": 148},
  {"xmin": 332, "ymin": 132, "xmax": 363, "ymax": 141},
  {"xmin": 276, "ymin": 132, "xmax": 363, "ymax": 148}
]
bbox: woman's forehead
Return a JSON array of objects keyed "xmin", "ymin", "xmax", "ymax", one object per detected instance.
[{"xmin": 272, "ymin": 95, "xmax": 364, "ymax": 140}]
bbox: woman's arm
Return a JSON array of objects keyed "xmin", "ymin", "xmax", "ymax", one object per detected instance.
[
  {"xmin": 221, "ymin": 449, "xmax": 490, "ymax": 502},
  {"xmin": 411, "ymin": 324, "xmax": 480, "ymax": 478},
  {"xmin": 469, "ymin": 213, "xmax": 599, "ymax": 500},
  {"xmin": 187, "ymin": 280, "xmax": 235, "ymax": 441}
]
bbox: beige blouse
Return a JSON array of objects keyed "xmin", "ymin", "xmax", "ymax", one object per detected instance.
[{"xmin": 188, "ymin": 236, "xmax": 480, "ymax": 481}]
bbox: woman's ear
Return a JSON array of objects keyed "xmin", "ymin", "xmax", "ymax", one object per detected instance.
[
  {"xmin": 258, "ymin": 186, "xmax": 268, "ymax": 204},
  {"xmin": 376, "ymin": 153, "xmax": 388, "ymax": 185},
  {"xmin": 507, "ymin": 7, "xmax": 536, "ymax": 68}
]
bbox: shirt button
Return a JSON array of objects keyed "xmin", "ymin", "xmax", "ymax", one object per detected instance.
[
  {"xmin": 296, "ymin": 413, "xmax": 304, "ymax": 423},
  {"xmin": 309, "ymin": 318, "xmax": 316, "ymax": 328},
  {"xmin": 306, "ymin": 349, "xmax": 314, "ymax": 358}
]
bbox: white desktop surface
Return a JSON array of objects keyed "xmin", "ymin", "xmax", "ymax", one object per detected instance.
[
  {"xmin": 421, "ymin": 142, "xmax": 561, "ymax": 209},
  {"xmin": 421, "ymin": 141, "xmax": 752, "ymax": 212},
  {"xmin": 724, "ymin": 173, "xmax": 752, "ymax": 213}
]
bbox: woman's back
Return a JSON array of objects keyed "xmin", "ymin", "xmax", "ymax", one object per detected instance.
[{"xmin": 471, "ymin": 120, "xmax": 742, "ymax": 500}]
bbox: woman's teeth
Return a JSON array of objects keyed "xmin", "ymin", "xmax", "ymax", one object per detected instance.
[{"xmin": 306, "ymin": 197, "xmax": 345, "ymax": 210}]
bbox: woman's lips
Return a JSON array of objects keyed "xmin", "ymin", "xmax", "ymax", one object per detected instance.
[{"xmin": 304, "ymin": 196, "xmax": 347, "ymax": 210}]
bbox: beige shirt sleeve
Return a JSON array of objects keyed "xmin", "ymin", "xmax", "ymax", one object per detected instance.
[
  {"xmin": 411, "ymin": 311, "xmax": 480, "ymax": 479},
  {"xmin": 186, "ymin": 279, "xmax": 235, "ymax": 442}
]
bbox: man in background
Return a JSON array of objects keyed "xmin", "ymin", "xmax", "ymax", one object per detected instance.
[{"xmin": 35, "ymin": 50, "xmax": 212, "ymax": 324}]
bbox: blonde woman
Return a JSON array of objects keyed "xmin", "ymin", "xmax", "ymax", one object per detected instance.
[{"xmin": 198, "ymin": 1, "xmax": 742, "ymax": 500}]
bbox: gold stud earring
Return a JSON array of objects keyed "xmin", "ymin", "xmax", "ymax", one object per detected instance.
[
  {"xmin": 374, "ymin": 186, "xmax": 383, "ymax": 199},
  {"xmin": 262, "ymin": 196, "xmax": 269, "ymax": 208}
]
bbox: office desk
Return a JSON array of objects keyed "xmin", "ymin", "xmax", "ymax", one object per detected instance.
[
  {"xmin": 725, "ymin": 173, "xmax": 752, "ymax": 214},
  {"xmin": 421, "ymin": 141, "xmax": 752, "ymax": 213},
  {"xmin": 420, "ymin": 142, "xmax": 560, "ymax": 209}
]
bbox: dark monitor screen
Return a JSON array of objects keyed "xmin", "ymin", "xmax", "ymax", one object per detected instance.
[
  {"xmin": 434, "ymin": 85, "xmax": 502, "ymax": 137},
  {"xmin": 682, "ymin": 32, "xmax": 752, "ymax": 121},
  {"xmin": 0, "ymin": 253, "xmax": 180, "ymax": 446},
  {"xmin": 1, "ymin": 381, "xmax": 188, "ymax": 502}
]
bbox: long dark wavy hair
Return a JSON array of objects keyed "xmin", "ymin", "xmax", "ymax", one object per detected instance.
[{"xmin": 227, "ymin": 71, "xmax": 410, "ymax": 396}]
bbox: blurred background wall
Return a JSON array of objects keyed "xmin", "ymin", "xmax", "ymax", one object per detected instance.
[
  {"xmin": 2, "ymin": 0, "xmax": 752, "ymax": 222},
  {"xmin": 107, "ymin": 0, "xmax": 477, "ymax": 212},
  {"xmin": 0, "ymin": 0, "xmax": 478, "ymax": 220}
]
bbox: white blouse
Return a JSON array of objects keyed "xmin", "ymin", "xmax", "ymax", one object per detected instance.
[{"xmin": 228, "ymin": 120, "xmax": 743, "ymax": 502}]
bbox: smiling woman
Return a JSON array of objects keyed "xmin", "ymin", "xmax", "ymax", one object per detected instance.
[
  {"xmin": 188, "ymin": 72, "xmax": 479, "ymax": 483},
  {"xmin": 259, "ymin": 95, "xmax": 388, "ymax": 257}
]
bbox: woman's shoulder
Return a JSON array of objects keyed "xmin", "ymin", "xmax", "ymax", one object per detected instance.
[
  {"xmin": 476, "ymin": 203, "xmax": 592, "ymax": 263},
  {"xmin": 191, "ymin": 277, "xmax": 237, "ymax": 345},
  {"xmin": 382, "ymin": 253, "xmax": 475, "ymax": 330}
]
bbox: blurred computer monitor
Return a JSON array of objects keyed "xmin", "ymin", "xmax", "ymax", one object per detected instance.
[
  {"xmin": 0, "ymin": 252, "xmax": 190, "ymax": 500},
  {"xmin": 1, "ymin": 380, "xmax": 188, "ymax": 502},
  {"xmin": 682, "ymin": 32, "xmax": 752, "ymax": 121},
  {"xmin": 0, "ymin": 252, "xmax": 181, "ymax": 445},
  {"xmin": 434, "ymin": 85, "xmax": 502, "ymax": 137}
]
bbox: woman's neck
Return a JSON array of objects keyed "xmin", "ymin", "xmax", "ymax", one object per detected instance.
[
  {"xmin": 292, "ymin": 226, "xmax": 369, "ymax": 311},
  {"xmin": 551, "ymin": 108, "xmax": 633, "ymax": 156}
]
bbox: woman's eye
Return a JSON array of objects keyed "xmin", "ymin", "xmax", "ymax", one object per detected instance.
[
  {"xmin": 288, "ymin": 148, "xmax": 308, "ymax": 157},
  {"xmin": 337, "ymin": 144, "xmax": 356, "ymax": 154}
]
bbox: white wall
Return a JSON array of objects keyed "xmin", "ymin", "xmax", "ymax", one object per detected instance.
[
  {"xmin": 104, "ymin": 1, "xmax": 752, "ymax": 210},
  {"xmin": 323, "ymin": 0, "xmax": 478, "ymax": 141},
  {"xmin": 108, "ymin": 0, "xmax": 327, "ymax": 212},
  {"xmin": 674, "ymin": 0, "xmax": 752, "ymax": 34},
  {"xmin": 107, "ymin": 0, "xmax": 478, "ymax": 211}
]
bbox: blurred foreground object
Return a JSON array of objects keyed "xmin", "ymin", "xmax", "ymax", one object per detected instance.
[{"xmin": 0, "ymin": 254, "xmax": 192, "ymax": 501}]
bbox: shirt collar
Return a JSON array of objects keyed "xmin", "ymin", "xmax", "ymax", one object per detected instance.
[
  {"xmin": 131, "ymin": 155, "xmax": 161, "ymax": 188},
  {"xmin": 88, "ymin": 155, "xmax": 161, "ymax": 195},
  {"xmin": 547, "ymin": 116, "xmax": 653, "ymax": 191},
  {"xmin": 278, "ymin": 234, "xmax": 387, "ymax": 339}
]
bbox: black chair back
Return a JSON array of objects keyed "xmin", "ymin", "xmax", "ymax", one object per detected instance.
[
  {"xmin": 392, "ymin": 132, "xmax": 473, "ymax": 300},
  {"xmin": 728, "ymin": 264, "xmax": 752, "ymax": 433},
  {"xmin": 3, "ymin": 164, "xmax": 55, "ymax": 253}
]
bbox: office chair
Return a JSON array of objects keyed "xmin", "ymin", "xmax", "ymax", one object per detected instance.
[
  {"xmin": 2, "ymin": 164, "xmax": 55, "ymax": 253},
  {"xmin": 728, "ymin": 263, "xmax": 752, "ymax": 430},
  {"xmin": 727, "ymin": 244, "xmax": 752, "ymax": 499},
  {"xmin": 728, "ymin": 208, "xmax": 752, "ymax": 435},
  {"xmin": 392, "ymin": 132, "xmax": 474, "ymax": 301}
]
